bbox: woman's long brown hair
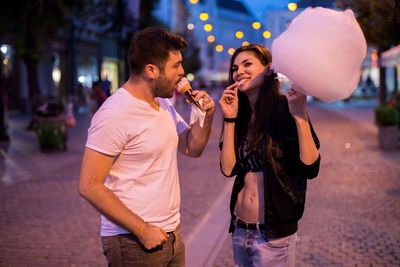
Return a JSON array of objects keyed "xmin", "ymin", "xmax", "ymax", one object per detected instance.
[{"xmin": 226, "ymin": 43, "xmax": 283, "ymax": 148}]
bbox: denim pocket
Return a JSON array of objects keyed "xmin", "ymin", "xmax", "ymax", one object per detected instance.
[
  {"xmin": 257, "ymin": 232, "xmax": 292, "ymax": 248},
  {"xmin": 261, "ymin": 234, "xmax": 292, "ymax": 249}
]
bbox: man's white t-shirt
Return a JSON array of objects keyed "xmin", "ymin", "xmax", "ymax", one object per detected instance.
[{"xmin": 86, "ymin": 88, "xmax": 189, "ymax": 236}]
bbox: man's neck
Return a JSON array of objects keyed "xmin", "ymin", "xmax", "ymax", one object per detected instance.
[{"xmin": 123, "ymin": 77, "xmax": 159, "ymax": 110}]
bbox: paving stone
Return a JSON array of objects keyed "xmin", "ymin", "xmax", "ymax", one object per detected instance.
[
  {"xmin": 1, "ymin": 102, "xmax": 399, "ymax": 266},
  {"xmin": 213, "ymin": 104, "xmax": 400, "ymax": 267}
]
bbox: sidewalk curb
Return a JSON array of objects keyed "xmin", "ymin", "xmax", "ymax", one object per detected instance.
[
  {"xmin": 185, "ymin": 179, "xmax": 233, "ymax": 267},
  {"xmin": 312, "ymin": 102, "xmax": 377, "ymax": 133}
]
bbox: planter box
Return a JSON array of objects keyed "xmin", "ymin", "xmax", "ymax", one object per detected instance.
[
  {"xmin": 34, "ymin": 115, "xmax": 67, "ymax": 152},
  {"xmin": 378, "ymin": 126, "xmax": 399, "ymax": 150}
]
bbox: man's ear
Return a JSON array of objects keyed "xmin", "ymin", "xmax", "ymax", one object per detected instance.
[{"xmin": 144, "ymin": 64, "xmax": 159, "ymax": 80}]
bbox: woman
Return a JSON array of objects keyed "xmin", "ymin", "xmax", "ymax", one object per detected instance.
[{"xmin": 219, "ymin": 43, "xmax": 321, "ymax": 266}]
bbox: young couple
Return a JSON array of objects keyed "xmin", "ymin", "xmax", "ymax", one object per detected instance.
[{"xmin": 79, "ymin": 27, "xmax": 320, "ymax": 267}]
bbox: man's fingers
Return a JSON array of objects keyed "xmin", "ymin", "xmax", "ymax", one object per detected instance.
[{"xmin": 160, "ymin": 229, "xmax": 168, "ymax": 239}]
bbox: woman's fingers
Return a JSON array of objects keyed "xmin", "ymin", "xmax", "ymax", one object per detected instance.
[{"xmin": 219, "ymin": 83, "xmax": 239, "ymax": 105}]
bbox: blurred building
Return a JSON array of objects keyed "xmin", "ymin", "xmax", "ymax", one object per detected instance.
[
  {"xmin": 0, "ymin": 0, "xmax": 141, "ymax": 113},
  {"xmin": 259, "ymin": 0, "xmax": 391, "ymax": 99},
  {"xmin": 262, "ymin": 0, "xmax": 336, "ymax": 49},
  {"xmin": 382, "ymin": 45, "xmax": 400, "ymax": 94},
  {"xmin": 186, "ymin": 0, "xmax": 263, "ymax": 82},
  {"xmin": 154, "ymin": 0, "xmax": 263, "ymax": 83},
  {"xmin": 153, "ymin": 0, "xmax": 190, "ymax": 34},
  {"xmin": 2, "ymin": 0, "xmax": 393, "ymax": 113},
  {"xmin": 153, "ymin": 0, "xmax": 335, "ymax": 83}
]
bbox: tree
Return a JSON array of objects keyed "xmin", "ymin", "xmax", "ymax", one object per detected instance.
[
  {"xmin": 0, "ymin": 0, "xmax": 167, "ymax": 114},
  {"xmin": 181, "ymin": 32, "xmax": 202, "ymax": 75},
  {"xmin": 336, "ymin": 0, "xmax": 400, "ymax": 104},
  {"xmin": 138, "ymin": 0, "xmax": 164, "ymax": 29},
  {"xmin": 0, "ymin": 0, "xmax": 119, "ymax": 113},
  {"xmin": 115, "ymin": 0, "xmax": 171, "ymax": 81},
  {"xmin": 0, "ymin": 52, "xmax": 9, "ymax": 140}
]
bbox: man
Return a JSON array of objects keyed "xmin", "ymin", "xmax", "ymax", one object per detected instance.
[{"xmin": 78, "ymin": 27, "xmax": 215, "ymax": 266}]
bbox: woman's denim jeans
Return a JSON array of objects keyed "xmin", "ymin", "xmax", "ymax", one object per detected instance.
[
  {"xmin": 101, "ymin": 226, "xmax": 185, "ymax": 267},
  {"xmin": 232, "ymin": 226, "xmax": 297, "ymax": 267}
]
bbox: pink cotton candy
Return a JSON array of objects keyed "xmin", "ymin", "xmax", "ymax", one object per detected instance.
[{"xmin": 272, "ymin": 7, "xmax": 367, "ymax": 102}]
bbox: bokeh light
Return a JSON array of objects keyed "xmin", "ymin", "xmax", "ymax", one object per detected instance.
[
  {"xmin": 199, "ymin": 13, "xmax": 209, "ymax": 21},
  {"xmin": 263, "ymin": 31, "xmax": 271, "ymax": 39},
  {"xmin": 215, "ymin": 45, "xmax": 224, "ymax": 52},
  {"xmin": 187, "ymin": 23, "xmax": 194, "ymax": 30},
  {"xmin": 52, "ymin": 68, "xmax": 61, "ymax": 84},
  {"xmin": 187, "ymin": 73, "xmax": 195, "ymax": 82},
  {"xmin": 189, "ymin": 0, "xmax": 199, "ymax": 4},
  {"xmin": 207, "ymin": 35, "xmax": 215, "ymax": 43},
  {"xmin": 242, "ymin": 41, "xmax": 249, "ymax": 46},
  {"xmin": 228, "ymin": 48, "xmax": 235, "ymax": 55},
  {"xmin": 371, "ymin": 49, "xmax": 378, "ymax": 67},
  {"xmin": 204, "ymin": 24, "xmax": 213, "ymax": 32},
  {"xmin": 252, "ymin": 22, "xmax": 261, "ymax": 30},
  {"xmin": 0, "ymin": 45, "xmax": 8, "ymax": 54},
  {"xmin": 235, "ymin": 31, "xmax": 244, "ymax": 39},
  {"xmin": 288, "ymin": 2, "xmax": 298, "ymax": 11}
]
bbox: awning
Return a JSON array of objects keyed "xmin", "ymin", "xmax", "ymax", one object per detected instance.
[{"xmin": 382, "ymin": 44, "xmax": 400, "ymax": 67}]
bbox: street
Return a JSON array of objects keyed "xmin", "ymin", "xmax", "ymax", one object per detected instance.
[{"xmin": 0, "ymin": 101, "xmax": 399, "ymax": 267}]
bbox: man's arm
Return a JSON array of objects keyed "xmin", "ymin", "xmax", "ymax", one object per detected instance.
[
  {"xmin": 178, "ymin": 91, "xmax": 215, "ymax": 157},
  {"xmin": 78, "ymin": 147, "xmax": 167, "ymax": 249}
]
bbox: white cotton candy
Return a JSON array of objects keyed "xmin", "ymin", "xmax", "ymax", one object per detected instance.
[{"xmin": 271, "ymin": 7, "xmax": 367, "ymax": 102}]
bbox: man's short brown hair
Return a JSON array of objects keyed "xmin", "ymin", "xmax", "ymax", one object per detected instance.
[{"xmin": 128, "ymin": 27, "xmax": 187, "ymax": 75}]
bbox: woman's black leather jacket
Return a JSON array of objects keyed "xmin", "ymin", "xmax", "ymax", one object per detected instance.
[{"xmin": 221, "ymin": 96, "xmax": 321, "ymax": 238}]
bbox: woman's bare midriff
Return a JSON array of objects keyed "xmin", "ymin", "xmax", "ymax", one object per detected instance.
[{"xmin": 234, "ymin": 171, "xmax": 265, "ymax": 223}]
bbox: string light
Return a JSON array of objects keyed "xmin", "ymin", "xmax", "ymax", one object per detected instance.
[
  {"xmin": 235, "ymin": 31, "xmax": 244, "ymax": 39},
  {"xmin": 252, "ymin": 22, "xmax": 261, "ymax": 30},
  {"xmin": 288, "ymin": 2, "xmax": 297, "ymax": 11},
  {"xmin": 207, "ymin": 35, "xmax": 216, "ymax": 43},
  {"xmin": 203, "ymin": 23, "xmax": 213, "ymax": 32},
  {"xmin": 199, "ymin": 12, "xmax": 209, "ymax": 21},
  {"xmin": 263, "ymin": 31, "xmax": 271, "ymax": 39},
  {"xmin": 187, "ymin": 23, "xmax": 195, "ymax": 30},
  {"xmin": 187, "ymin": 5, "xmax": 276, "ymax": 58}
]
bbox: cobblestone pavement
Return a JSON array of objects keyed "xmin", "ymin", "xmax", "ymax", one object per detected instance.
[
  {"xmin": 0, "ymin": 104, "xmax": 230, "ymax": 267},
  {"xmin": 213, "ymin": 104, "xmax": 400, "ymax": 267},
  {"xmin": 0, "ymin": 101, "xmax": 399, "ymax": 267}
]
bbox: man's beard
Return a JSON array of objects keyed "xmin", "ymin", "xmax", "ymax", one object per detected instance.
[{"xmin": 153, "ymin": 76, "xmax": 175, "ymax": 98}]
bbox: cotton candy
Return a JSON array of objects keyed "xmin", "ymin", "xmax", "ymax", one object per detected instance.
[{"xmin": 271, "ymin": 7, "xmax": 367, "ymax": 102}]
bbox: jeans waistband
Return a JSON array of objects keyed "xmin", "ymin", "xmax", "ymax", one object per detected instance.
[{"xmin": 233, "ymin": 214, "xmax": 266, "ymax": 231}]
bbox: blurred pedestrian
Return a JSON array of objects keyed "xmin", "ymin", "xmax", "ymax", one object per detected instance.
[
  {"xmin": 218, "ymin": 43, "xmax": 321, "ymax": 267},
  {"xmin": 78, "ymin": 27, "xmax": 215, "ymax": 266},
  {"xmin": 75, "ymin": 82, "xmax": 87, "ymax": 113},
  {"xmin": 89, "ymin": 81, "xmax": 107, "ymax": 115},
  {"xmin": 101, "ymin": 76, "xmax": 112, "ymax": 97},
  {"xmin": 388, "ymin": 90, "xmax": 400, "ymax": 112}
]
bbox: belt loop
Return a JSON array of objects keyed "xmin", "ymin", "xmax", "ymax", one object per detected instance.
[{"xmin": 256, "ymin": 222, "xmax": 260, "ymax": 232}]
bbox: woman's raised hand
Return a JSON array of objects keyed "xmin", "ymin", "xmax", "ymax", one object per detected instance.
[
  {"xmin": 285, "ymin": 84, "xmax": 308, "ymax": 120},
  {"xmin": 219, "ymin": 82, "xmax": 239, "ymax": 119}
]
